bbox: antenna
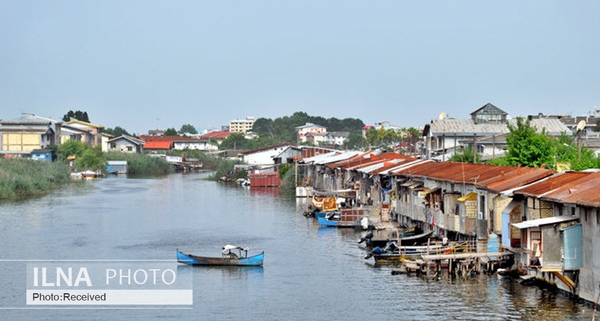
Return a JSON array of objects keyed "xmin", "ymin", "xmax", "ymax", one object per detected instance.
[{"xmin": 438, "ymin": 111, "xmax": 446, "ymax": 120}]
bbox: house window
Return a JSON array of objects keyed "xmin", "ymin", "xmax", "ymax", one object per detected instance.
[
  {"xmin": 557, "ymin": 204, "xmax": 563, "ymax": 216},
  {"xmin": 127, "ymin": 146, "xmax": 133, "ymax": 152},
  {"xmin": 530, "ymin": 230, "xmax": 541, "ymax": 256},
  {"xmin": 478, "ymin": 194, "xmax": 485, "ymax": 220},
  {"xmin": 596, "ymin": 210, "xmax": 600, "ymax": 226}
]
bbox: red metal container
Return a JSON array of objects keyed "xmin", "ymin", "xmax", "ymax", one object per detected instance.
[{"xmin": 248, "ymin": 172, "xmax": 280, "ymax": 187}]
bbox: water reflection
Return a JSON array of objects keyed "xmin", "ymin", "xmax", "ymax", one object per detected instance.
[{"xmin": 0, "ymin": 173, "xmax": 594, "ymax": 320}]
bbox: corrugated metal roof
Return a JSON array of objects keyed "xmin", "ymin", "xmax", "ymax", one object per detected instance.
[
  {"xmin": 341, "ymin": 152, "xmax": 408, "ymax": 171},
  {"xmin": 512, "ymin": 171, "xmax": 591, "ymax": 199},
  {"xmin": 355, "ymin": 159, "xmax": 406, "ymax": 174},
  {"xmin": 428, "ymin": 118, "xmax": 570, "ymax": 136},
  {"xmin": 300, "ymin": 151, "xmax": 344, "ymax": 164},
  {"xmin": 327, "ymin": 151, "xmax": 416, "ymax": 171},
  {"xmin": 390, "ymin": 161, "xmax": 554, "ymax": 191},
  {"xmin": 512, "ymin": 216, "xmax": 578, "ymax": 229}
]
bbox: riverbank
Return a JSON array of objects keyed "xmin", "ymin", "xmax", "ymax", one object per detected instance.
[{"xmin": 0, "ymin": 158, "xmax": 72, "ymax": 199}]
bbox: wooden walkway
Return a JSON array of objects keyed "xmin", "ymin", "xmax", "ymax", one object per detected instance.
[{"xmin": 422, "ymin": 251, "xmax": 513, "ymax": 261}]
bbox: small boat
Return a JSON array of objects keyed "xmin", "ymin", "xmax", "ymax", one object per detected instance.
[
  {"xmin": 177, "ymin": 245, "xmax": 264, "ymax": 266},
  {"xmin": 317, "ymin": 215, "xmax": 339, "ymax": 227},
  {"xmin": 364, "ymin": 240, "xmax": 470, "ymax": 263},
  {"xmin": 360, "ymin": 230, "xmax": 434, "ymax": 248},
  {"xmin": 79, "ymin": 170, "xmax": 103, "ymax": 179}
]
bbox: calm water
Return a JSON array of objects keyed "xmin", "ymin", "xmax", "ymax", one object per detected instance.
[{"xmin": 0, "ymin": 172, "xmax": 594, "ymax": 320}]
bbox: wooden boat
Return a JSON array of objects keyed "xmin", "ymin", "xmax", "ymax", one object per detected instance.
[
  {"xmin": 364, "ymin": 241, "xmax": 470, "ymax": 264},
  {"xmin": 361, "ymin": 230, "xmax": 434, "ymax": 247},
  {"xmin": 177, "ymin": 245, "xmax": 264, "ymax": 266},
  {"xmin": 317, "ymin": 213, "xmax": 371, "ymax": 229},
  {"xmin": 317, "ymin": 211, "xmax": 343, "ymax": 227}
]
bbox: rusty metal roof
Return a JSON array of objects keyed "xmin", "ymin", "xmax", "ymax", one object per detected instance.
[
  {"xmin": 512, "ymin": 171, "xmax": 600, "ymax": 207},
  {"xmin": 325, "ymin": 151, "xmax": 414, "ymax": 170},
  {"xmin": 512, "ymin": 171, "xmax": 591, "ymax": 199},
  {"xmin": 390, "ymin": 161, "xmax": 554, "ymax": 191}
]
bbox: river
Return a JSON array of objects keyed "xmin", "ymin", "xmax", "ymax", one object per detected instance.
[{"xmin": 0, "ymin": 172, "xmax": 594, "ymax": 320}]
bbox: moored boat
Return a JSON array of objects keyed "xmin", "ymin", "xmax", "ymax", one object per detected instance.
[
  {"xmin": 177, "ymin": 245, "xmax": 264, "ymax": 266},
  {"xmin": 359, "ymin": 230, "xmax": 434, "ymax": 247}
]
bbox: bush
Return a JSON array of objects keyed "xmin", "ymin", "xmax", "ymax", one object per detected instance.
[
  {"xmin": 0, "ymin": 158, "xmax": 71, "ymax": 199},
  {"xmin": 105, "ymin": 152, "xmax": 172, "ymax": 175}
]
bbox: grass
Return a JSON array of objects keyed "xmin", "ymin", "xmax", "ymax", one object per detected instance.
[
  {"xmin": 0, "ymin": 158, "xmax": 72, "ymax": 199},
  {"xmin": 105, "ymin": 152, "xmax": 173, "ymax": 175}
]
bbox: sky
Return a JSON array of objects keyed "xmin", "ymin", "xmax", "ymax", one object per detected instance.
[{"xmin": 1, "ymin": 1, "xmax": 599, "ymax": 135}]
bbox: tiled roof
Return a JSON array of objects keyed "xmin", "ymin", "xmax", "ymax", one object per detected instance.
[
  {"xmin": 143, "ymin": 141, "xmax": 172, "ymax": 149},
  {"xmin": 139, "ymin": 135, "xmax": 200, "ymax": 142},
  {"xmin": 199, "ymin": 131, "xmax": 234, "ymax": 139}
]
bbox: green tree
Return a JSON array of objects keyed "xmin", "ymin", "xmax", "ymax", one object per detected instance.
[
  {"xmin": 76, "ymin": 146, "xmax": 105, "ymax": 171},
  {"xmin": 180, "ymin": 124, "xmax": 197, "ymax": 135},
  {"xmin": 365, "ymin": 127, "xmax": 400, "ymax": 150},
  {"xmin": 505, "ymin": 117, "xmax": 553, "ymax": 168},
  {"xmin": 251, "ymin": 112, "xmax": 365, "ymax": 146},
  {"xmin": 449, "ymin": 146, "xmax": 480, "ymax": 163},
  {"xmin": 219, "ymin": 133, "xmax": 247, "ymax": 150},
  {"xmin": 164, "ymin": 128, "xmax": 178, "ymax": 136},
  {"xmin": 63, "ymin": 110, "xmax": 90, "ymax": 122},
  {"xmin": 56, "ymin": 140, "xmax": 87, "ymax": 162},
  {"xmin": 347, "ymin": 132, "xmax": 368, "ymax": 150},
  {"xmin": 104, "ymin": 126, "xmax": 131, "ymax": 137}
]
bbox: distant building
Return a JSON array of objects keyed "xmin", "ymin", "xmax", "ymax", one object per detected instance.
[
  {"xmin": 423, "ymin": 103, "xmax": 570, "ymax": 160},
  {"xmin": 107, "ymin": 135, "xmax": 145, "ymax": 153},
  {"xmin": 65, "ymin": 119, "xmax": 104, "ymax": 147},
  {"xmin": 296, "ymin": 123, "xmax": 327, "ymax": 144},
  {"xmin": 229, "ymin": 117, "xmax": 255, "ymax": 134},
  {"xmin": 198, "ymin": 130, "xmax": 235, "ymax": 145},
  {"xmin": 325, "ymin": 131, "xmax": 349, "ymax": 148},
  {"xmin": 147, "ymin": 129, "xmax": 165, "ymax": 136}
]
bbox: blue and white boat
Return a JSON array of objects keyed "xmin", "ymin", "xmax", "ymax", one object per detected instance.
[{"xmin": 177, "ymin": 245, "xmax": 264, "ymax": 266}]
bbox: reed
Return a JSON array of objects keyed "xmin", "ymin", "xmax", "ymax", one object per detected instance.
[
  {"xmin": 105, "ymin": 152, "xmax": 172, "ymax": 175},
  {"xmin": 0, "ymin": 158, "xmax": 71, "ymax": 199}
]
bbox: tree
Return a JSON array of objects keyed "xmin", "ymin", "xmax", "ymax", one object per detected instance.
[
  {"xmin": 219, "ymin": 133, "xmax": 246, "ymax": 150},
  {"xmin": 56, "ymin": 140, "xmax": 87, "ymax": 162},
  {"xmin": 164, "ymin": 128, "xmax": 178, "ymax": 136},
  {"xmin": 180, "ymin": 124, "xmax": 197, "ymax": 135},
  {"xmin": 365, "ymin": 127, "xmax": 400, "ymax": 150},
  {"xmin": 449, "ymin": 146, "xmax": 480, "ymax": 163},
  {"xmin": 505, "ymin": 117, "xmax": 553, "ymax": 168},
  {"xmin": 346, "ymin": 132, "xmax": 368, "ymax": 151},
  {"xmin": 104, "ymin": 126, "xmax": 131, "ymax": 137},
  {"xmin": 63, "ymin": 110, "xmax": 90, "ymax": 123},
  {"xmin": 76, "ymin": 146, "xmax": 105, "ymax": 171}
]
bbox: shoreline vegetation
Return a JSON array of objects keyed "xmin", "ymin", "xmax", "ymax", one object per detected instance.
[
  {"xmin": 0, "ymin": 149, "xmax": 291, "ymax": 200},
  {"xmin": 0, "ymin": 152, "xmax": 174, "ymax": 200},
  {"xmin": 0, "ymin": 158, "xmax": 72, "ymax": 199}
]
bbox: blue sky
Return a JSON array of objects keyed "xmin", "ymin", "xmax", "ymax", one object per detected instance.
[{"xmin": 1, "ymin": 1, "xmax": 598, "ymax": 134}]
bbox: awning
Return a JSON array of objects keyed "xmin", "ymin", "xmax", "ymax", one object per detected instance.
[
  {"xmin": 421, "ymin": 187, "xmax": 441, "ymax": 196},
  {"xmin": 457, "ymin": 192, "xmax": 477, "ymax": 202},
  {"xmin": 400, "ymin": 180, "xmax": 423, "ymax": 187},
  {"xmin": 512, "ymin": 216, "xmax": 579, "ymax": 229}
]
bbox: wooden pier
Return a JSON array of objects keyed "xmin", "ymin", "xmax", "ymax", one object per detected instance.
[
  {"xmin": 391, "ymin": 251, "xmax": 514, "ymax": 278},
  {"xmin": 421, "ymin": 251, "xmax": 514, "ymax": 278}
]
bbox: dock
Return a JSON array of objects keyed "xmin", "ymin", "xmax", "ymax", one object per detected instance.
[{"xmin": 420, "ymin": 251, "xmax": 514, "ymax": 278}]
